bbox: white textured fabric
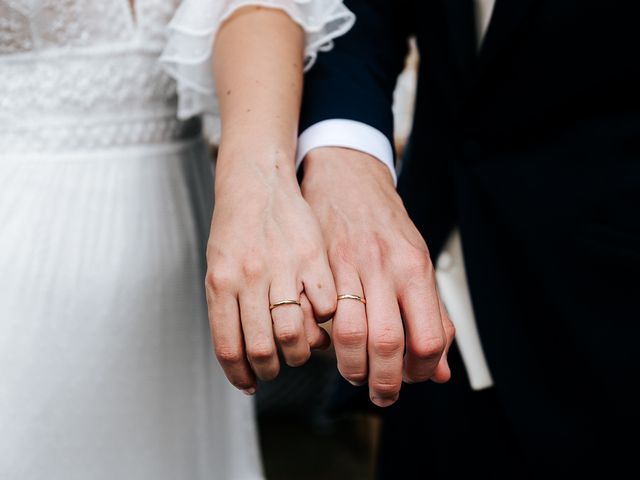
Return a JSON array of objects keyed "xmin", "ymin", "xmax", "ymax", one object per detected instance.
[
  {"xmin": 0, "ymin": 1, "xmax": 263, "ymax": 478},
  {"xmin": 160, "ymin": 0, "xmax": 355, "ymax": 124},
  {"xmin": 296, "ymin": 119, "xmax": 397, "ymax": 184},
  {"xmin": 0, "ymin": 142, "xmax": 263, "ymax": 480},
  {"xmin": 475, "ymin": 0, "xmax": 496, "ymax": 47},
  {"xmin": 436, "ymin": 230, "xmax": 494, "ymax": 390}
]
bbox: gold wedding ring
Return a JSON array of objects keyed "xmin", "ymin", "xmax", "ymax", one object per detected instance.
[
  {"xmin": 337, "ymin": 294, "xmax": 366, "ymax": 305},
  {"xmin": 269, "ymin": 299, "xmax": 302, "ymax": 311}
]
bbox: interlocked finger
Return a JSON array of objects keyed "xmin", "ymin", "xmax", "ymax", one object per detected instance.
[
  {"xmin": 239, "ymin": 285, "xmax": 280, "ymax": 380},
  {"xmin": 270, "ymin": 280, "xmax": 309, "ymax": 367},
  {"xmin": 331, "ymin": 262, "xmax": 368, "ymax": 386}
]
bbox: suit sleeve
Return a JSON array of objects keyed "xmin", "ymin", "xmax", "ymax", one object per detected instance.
[{"xmin": 299, "ymin": 0, "xmax": 415, "ymax": 148}]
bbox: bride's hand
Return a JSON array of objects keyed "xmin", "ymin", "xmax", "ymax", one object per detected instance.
[
  {"xmin": 207, "ymin": 2, "xmax": 334, "ymax": 394},
  {"xmin": 205, "ymin": 152, "xmax": 336, "ymax": 394}
]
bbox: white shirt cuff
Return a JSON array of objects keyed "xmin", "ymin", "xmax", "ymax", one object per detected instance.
[{"xmin": 296, "ymin": 119, "xmax": 397, "ymax": 185}]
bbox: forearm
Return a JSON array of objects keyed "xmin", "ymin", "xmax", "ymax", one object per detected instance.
[
  {"xmin": 213, "ymin": 6, "xmax": 304, "ymax": 190},
  {"xmin": 300, "ymin": 0, "xmax": 413, "ymax": 141}
]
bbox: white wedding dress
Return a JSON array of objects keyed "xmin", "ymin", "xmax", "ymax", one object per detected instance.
[{"xmin": 0, "ymin": 1, "xmax": 353, "ymax": 479}]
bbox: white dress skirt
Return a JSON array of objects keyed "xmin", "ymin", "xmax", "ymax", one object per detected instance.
[{"xmin": 0, "ymin": 1, "xmax": 354, "ymax": 479}]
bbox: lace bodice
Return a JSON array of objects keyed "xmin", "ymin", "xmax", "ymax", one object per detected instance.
[
  {"xmin": 0, "ymin": 0, "xmax": 178, "ymax": 55},
  {"xmin": 0, "ymin": 0, "xmax": 189, "ymax": 153},
  {"xmin": 0, "ymin": 0, "xmax": 354, "ymax": 153}
]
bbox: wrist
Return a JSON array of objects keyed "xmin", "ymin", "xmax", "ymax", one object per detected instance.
[
  {"xmin": 214, "ymin": 146, "xmax": 300, "ymax": 197},
  {"xmin": 302, "ymin": 147, "xmax": 396, "ymax": 191}
]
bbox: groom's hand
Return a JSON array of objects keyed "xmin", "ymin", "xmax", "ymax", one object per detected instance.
[{"xmin": 301, "ymin": 147, "xmax": 455, "ymax": 407}]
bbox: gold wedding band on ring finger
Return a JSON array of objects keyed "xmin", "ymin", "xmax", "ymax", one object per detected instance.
[
  {"xmin": 269, "ymin": 299, "xmax": 302, "ymax": 312},
  {"xmin": 337, "ymin": 294, "xmax": 366, "ymax": 305}
]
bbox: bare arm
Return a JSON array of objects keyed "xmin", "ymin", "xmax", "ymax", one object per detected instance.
[
  {"xmin": 214, "ymin": 6, "xmax": 303, "ymax": 177},
  {"xmin": 206, "ymin": 7, "xmax": 336, "ymax": 393}
]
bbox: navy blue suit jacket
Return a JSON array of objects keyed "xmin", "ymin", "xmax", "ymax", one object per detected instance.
[{"xmin": 301, "ymin": 1, "xmax": 640, "ymax": 477}]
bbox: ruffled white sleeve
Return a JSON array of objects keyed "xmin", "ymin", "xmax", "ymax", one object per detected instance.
[{"xmin": 159, "ymin": 0, "xmax": 355, "ymax": 123}]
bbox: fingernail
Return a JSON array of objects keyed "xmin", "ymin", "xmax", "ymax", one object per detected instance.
[
  {"xmin": 348, "ymin": 380, "xmax": 366, "ymax": 387},
  {"xmin": 371, "ymin": 394, "xmax": 399, "ymax": 408},
  {"xmin": 242, "ymin": 387, "xmax": 256, "ymax": 396}
]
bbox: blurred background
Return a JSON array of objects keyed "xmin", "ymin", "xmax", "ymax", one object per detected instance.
[{"xmin": 256, "ymin": 348, "xmax": 379, "ymax": 480}]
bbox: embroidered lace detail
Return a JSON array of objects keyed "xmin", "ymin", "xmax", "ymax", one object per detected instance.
[
  {"xmin": 0, "ymin": 51, "xmax": 197, "ymax": 153},
  {"xmin": 0, "ymin": 0, "xmax": 182, "ymax": 55},
  {"xmin": 0, "ymin": 2, "xmax": 33, "ymax": 54},
  {"xmin": 0, "ymin": 0, "xmax": 133, "ymax": 54},
  {"xmin": 1, "ymin": 116, "xmax": 201, "ymax": 153},
  {"xmin": 0, "ymin": 0, "xmax": 353, "ymax": 151},
  {"xmin": 136, "ymin": 0, "xmax": 182, "ymax": 45},
  {"xmin": 36, "ymin": 0, "xmax": 131, "ymax": 48},
  {"xmin": 0, "ymin": 0, "xmax": 199, "ymax": 153},
  {"xmin": 1, "ymin": 53, "xmax": 177, "ymax": 116}
]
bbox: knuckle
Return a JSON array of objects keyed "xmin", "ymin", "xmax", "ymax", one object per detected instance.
[
  {"xmin": 410, "ymin": 336, "xmax": 446, "ymax": 360},
  {"xmin": 215, "ymin": 345, "xmax": 244, "ymax": 364},
  {"xmin": 403, "ymin": 247, "xmax": 433, "ymax": 278},
  {"xmin": 334, "ymin": 324, "xmax": 367, "ymax": 348},
  {"xmin": 241, "ymin": 257, "xmax": 266, "ymax": 280},
  {"xmin": 257, "ymin": 364, "xmax": 280, "ymax": 381},
  {"xmin": 285, "ymin": 350, "xmax": 311, "ymax": 368},
  {"xmin": 444, "ymin": 321, "xmax": 456, "ymax": 341},
  {"xmin": 276, "ymin": 327, "xmax": 302, "ymax": 347},
  {"xmin": 341, "ymin": 370, "xmax": 367, "ymax": 384},
  {"xmin": 371, "ymin": 381, "xmax": 401, "ymax": 396},
  {"xmin": 230, "ymin": 378, "xmax": 255, "ymax": 391},
  {"xmin": 314, "ymin": 298, "xmax": 337, "ymax": 318},
  {"xmin": 403, "ymin": 372, "xmax": 429, "ymax": 384},
  {"xmin": 371, "ymin": 332, "xmax": 404, "ymax": 357},
  {"xmin": 205, "ymin": 268, "xmax": 235, "ymax": 292},
  {"xmin": 246, "ymin": 341, "xmax": 276, "ymax": 362}
]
